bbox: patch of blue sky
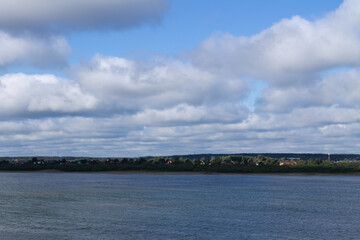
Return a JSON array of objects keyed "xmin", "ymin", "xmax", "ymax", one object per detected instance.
[
  {"xmin": 0, "ymin": 65, "xmax": 67, "ymax": 78},
  {"xmin": 243, "ymin": 77, "xmax": 268, "ymax": 111},
  {"xmin": 321, "ymin": 66, "xmax": 357, "ymax": 78}
]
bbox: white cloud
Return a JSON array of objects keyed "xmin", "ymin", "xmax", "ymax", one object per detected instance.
[
  {"xmin": 234, "ymin": 107, "xmax": 360, "ymax": 132},
  {"xmin": 0, "ymin": 73, "xmax": 97, "ymax": 118},
  {"xmin": 0, "ymin": 32, "xmax": 71, "ymax": 67},
  {"xmin": 73, "ymin": 55, "xmax": 247, "ymax": 112},
  {"xmin": 192, "ymin": 0, "xmax": 360, "ymax": 86},
  {"xmin": 0, "ymin": 0, "xmax": 168, "ymax": 33},
  {"xmin": 127, "ymin": 103, "xmax": 249, "ymax": 126},
  {"xmin": 258, "ymin": 69, "xmax": 360, "ymax": 112}
]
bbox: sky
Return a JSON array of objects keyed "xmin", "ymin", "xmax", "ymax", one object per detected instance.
[{"xmin": 1, "ymin": 0, "xmax": 359, "ymax": 157}]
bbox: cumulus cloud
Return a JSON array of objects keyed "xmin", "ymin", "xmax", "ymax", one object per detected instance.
[
  {"xmin": 258, "ymin": 69, "xmax": 360, "ymax": 113},
  {"xmin": 0, "ymin": 73, "xmax": 97, "ymax": 118},
  {"xmin": 0, "ymin": 32, "xmax": 71, "ymax": 68},
  {"xmin": 0, "ymin": 0, "xmax": 168, "ymax": 33},
  {"xmin": 192, "ymin": 0, "xmax": 360, "ymax": 86},
  {"xmin": 0, "ymin": 53, "xmax": 249, "ymax": 121},
  {"xmin": 73, "ymin": 55, "xmax": 247, "ymax": 112}
]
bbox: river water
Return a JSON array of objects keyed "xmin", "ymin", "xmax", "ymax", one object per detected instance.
[{"xmin": 0, "ymin": 172, "xmax": 359, "ymax": 239}]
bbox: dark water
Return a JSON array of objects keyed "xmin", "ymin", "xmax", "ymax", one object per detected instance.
[{"xmin": 0, "ymin": 173, "xmax": 359, "ymax": 240}]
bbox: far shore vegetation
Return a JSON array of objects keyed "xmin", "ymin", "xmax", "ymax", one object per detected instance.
[{"xmin": 1, "ymin": 154, "xmax": 360, "ymax": 174}]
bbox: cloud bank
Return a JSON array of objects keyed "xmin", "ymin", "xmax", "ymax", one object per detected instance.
[{"xmin": 1, "ymin": 0, "xmax": 360, "ymax": 156}]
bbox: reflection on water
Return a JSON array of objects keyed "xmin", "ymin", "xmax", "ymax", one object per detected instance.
[{"xmin": 0, "ymin": 173, "xmax": 359, "ymax": 240}]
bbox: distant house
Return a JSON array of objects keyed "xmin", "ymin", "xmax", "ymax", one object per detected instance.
[{"xmin": 279, "ymin": 161, "xmax": 297, "ymax": 166}]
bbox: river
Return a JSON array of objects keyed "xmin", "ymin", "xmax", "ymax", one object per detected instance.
[{"xmin": 0, "ymin": 172, "xmax": 359, "ymax": 239}]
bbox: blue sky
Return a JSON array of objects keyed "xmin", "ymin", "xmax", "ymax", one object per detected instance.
[{"xmin": 1, "ymin": 0, "xmax": 360, "ymax": 157}]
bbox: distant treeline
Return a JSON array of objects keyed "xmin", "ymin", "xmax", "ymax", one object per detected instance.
[
  {"xmin": 1, "ymin": 154, "xmax": 360, "ymax": 174},
  {"xmin": 166, "ymin": 153, "xmax": 360, "ymax": 161}
]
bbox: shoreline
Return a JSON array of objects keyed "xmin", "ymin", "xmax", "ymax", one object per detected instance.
[{"xmin": 1, "ymin": 169, "xmax": 360, "ymax": 176}]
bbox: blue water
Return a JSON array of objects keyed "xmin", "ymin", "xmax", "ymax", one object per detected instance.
[{"xmin": 0, "ymin": 173, "xmax": 359, "ymax": 239}]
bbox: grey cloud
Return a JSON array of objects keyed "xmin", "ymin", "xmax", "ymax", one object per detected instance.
[
  {"xmin": 0, "ymin": 0, "xmax": 168, "ymax": 67},
  {"xmin": 0, "ymin": 0, "xmax": 168, "ymax": 33},
  {"xmin": 0, "ymin": 32, "xmax": 71, "ymax": 67}
]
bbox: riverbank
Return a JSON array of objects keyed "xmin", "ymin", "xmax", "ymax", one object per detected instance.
[
  {"xmin": 2, "ymin": 154, "xmax": 360, "ymax": 175},
  {"xmin": 2, "ymin": 168, "xmax": 360, "ymax": 176}
]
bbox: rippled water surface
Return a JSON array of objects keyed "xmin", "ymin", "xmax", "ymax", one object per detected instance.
[{"xmin": 0, "ymin": 172, "xmax": 359, "ymax": 239}]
